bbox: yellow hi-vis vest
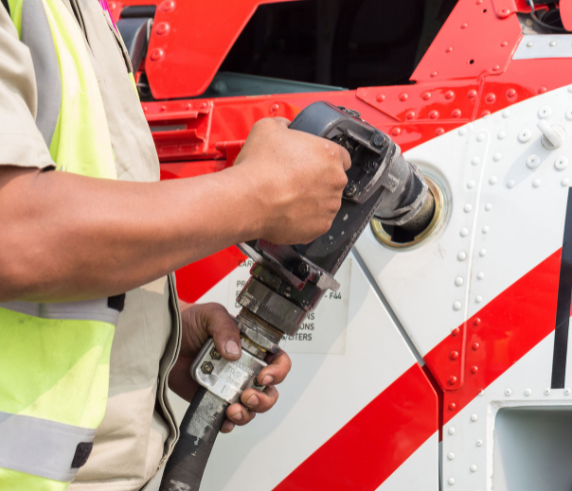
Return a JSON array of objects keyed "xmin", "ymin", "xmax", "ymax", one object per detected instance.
[{"xmin": 0, "ymin": 0, "xmax": 131, "ymax": 489}]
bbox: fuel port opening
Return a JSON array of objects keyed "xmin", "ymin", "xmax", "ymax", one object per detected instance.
[{"xmin": 371, "ymin": 175, "xmax": 445, "ymax": 249}]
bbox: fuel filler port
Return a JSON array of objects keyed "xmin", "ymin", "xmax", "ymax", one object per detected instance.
[{"xmin": 371, "ymin": 175, "xmax": 446, "ymax": 249}]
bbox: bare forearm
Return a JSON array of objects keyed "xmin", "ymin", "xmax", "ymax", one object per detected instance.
[{"xmin": 0, "ymin": 165, "xmax": 264, "ymax": 302}]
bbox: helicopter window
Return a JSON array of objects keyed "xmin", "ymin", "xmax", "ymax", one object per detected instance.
[{"xmin": 197, "ymin": 0, "xmax": 458, "ymax": 98}]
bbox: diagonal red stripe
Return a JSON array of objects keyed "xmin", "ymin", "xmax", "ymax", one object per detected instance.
[
  {"xmin": 424, "ymin": 249, "xmax": 561, "ymax": 424},
  {"xmin": 272, "ymin": 364, "xmax": 438, "ymax": 491}
]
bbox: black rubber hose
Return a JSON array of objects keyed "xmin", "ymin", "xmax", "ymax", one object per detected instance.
[{"xmin": 159, "ymin": 387, "xmax": 229, "ymax": 491}]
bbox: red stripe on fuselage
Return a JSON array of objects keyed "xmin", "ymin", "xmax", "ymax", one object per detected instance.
[
  {"xmin": 425, "ymin": 249, "xmax": 561, "ymax": 424},
  {"xmin": 272, "ymin": 364, "xmax": 438, "ymax": 491}
]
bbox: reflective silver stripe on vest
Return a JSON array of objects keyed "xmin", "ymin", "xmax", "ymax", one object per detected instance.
[
  {"xmin": 0, "ymin": 411, "xmax": 96, "ymax": 482},
  {"xmin": 21, "ymin": 0, "xmax": 62, "ymax": 146},
  {"xmin": 0, "ymin": 298, "xmax": 120, "ymax": 325}
]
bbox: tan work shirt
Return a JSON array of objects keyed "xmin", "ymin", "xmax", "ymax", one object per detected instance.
[{"xmin": 0, "ymin": 1, "xmax": 181, "ymax": 489}]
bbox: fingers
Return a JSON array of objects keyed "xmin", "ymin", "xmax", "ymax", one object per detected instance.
[
  {"xmin": 241, "ymin": 385, "xmax": 279, "ymax": 414},
  {"xmin": 200, "ymin": 304, "xmax": 242, "ymax": 361},
  {"xmin": 257, "ymin": 349, "xmax": 292, "ymax": 386},
  {"xmin": 220, "ymin": 419, "xmax": 235, "ymax": 434},
  {"xmin": 340, "ymin": 145, "xmax": 352, "ymax": 171},
  {"xmin": 225, "ymin": 403, "xmax": 257, "ymax": 426}
]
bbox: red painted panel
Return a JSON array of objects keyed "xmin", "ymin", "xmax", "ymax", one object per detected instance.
[
  {"xmin": 424, "ymin": 250, "xmax": 561, "ymax": 423},
  {"xmin": 272, "ymin": 364, "xmax": 438, "ymax": 491},
  {"xmin": 411, "ymin": 0, "xmax": 522, "ymax": 83}
]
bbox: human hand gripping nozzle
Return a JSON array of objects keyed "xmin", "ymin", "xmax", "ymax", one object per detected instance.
[{"xmin": 159, "ymin": 101, "xmax": 434, "ymax": 491}]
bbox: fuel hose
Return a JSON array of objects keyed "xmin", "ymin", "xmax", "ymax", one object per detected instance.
[{"xmin": 159, "ymin": 387, "xmax": 228, "ymax": 491}]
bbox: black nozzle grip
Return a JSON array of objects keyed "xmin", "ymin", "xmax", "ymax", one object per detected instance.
[{"xmin": 159, "ymin": 387, "xmax": 229, "ymax": 491}]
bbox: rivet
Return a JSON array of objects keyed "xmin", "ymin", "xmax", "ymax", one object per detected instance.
[
  {"xmin": 493, "ymin": 153, "xmax": 502, "ymax": 161},
  {"xmin": 199, "ymin": 102, "xmax": 208, "ymax": 110},
  {"xmin": 472, "ymin": 342, "xmax": 480, "ymax": 351},
  {"xmin": 450, "ymin": 350, "xmax": 460, "ymax": 360},
  {"xmin": 479, "ymin": 389, "xmax": 485, "ymax": 396},
  {"xmin": 458, "ymin": 251, "xmax": 467, "ymax": 261},
  {"xmin": 452, "ymin": 109, "xmax": 462, "ymax": 118},
  {"xmin": 160, "ymin": 105, "xmax": 166, "ymax": 112},
  {"xmin": 497, "ymin": 131, "xmax": 507, "ymax": 140},
  {"xmin": 471, "ymin": 365, "xmax": 479, "ymax": 374},
  {"xmin": 538, "ymin": 105, "xmax": 552, "ymax": 118},
  {"xmin": 479, "ymin": 249, "xmax": 487, "ymax": 257},
  {"xmin": 538, "ymin": 86, "xmax": 547, "ymax": 94},
  {"xmin": 477, "ymin": 272, "xmax": 485, "ymax": 279},
  {"xmin": 430, "ymin": 71, "xmax": 439, "ymax": 78},
  {"xmin": 506, "ymin": 89, "xmax": 516, "ymax": 98},
  {"xmin": 518, "ymin": 129, "xmax": 532, "ymax": 143},
  {"xmin": 505, "ymin": 388, "xmax": 512, "ymax": 396},
  {"xmin": 448, "ymin": 427, "xmax": 456, "ymax": 435},
  {"xmin": 392, "ymin": 127, "xmax": 402, "ymax": 136},
  {"xmin": 565, "ymin": 388, "xmax": 571, "ymax": 395},
  {"xmin": 562, "ymin": 178, "xmax": 570, "ymax": 186},
  {"xmin": 545, "ymin": 388, "xmax": 551, "ymax": 395},
  {"xmin": 399, "ymin": 92, "xmax": 408, "ymax": 101},
  {"xmin": 155, "ymin": 22, "xmax": 171, "ymax": 35},
  {"xmin": 464, "ymin": 204, "xmax": 473, "ymax": 213},
  {"xmin": 475, "ymin": 295, "xmax": 483, "ymax": 303},
  {"xmin": 184, "ymin": 103, "xmax": 192, "ymax": 110},
  {"xmin": 485, "ymin": 93, "xmax": 496, "ymax": 103},
  {"xmin": 460, "ymin": 228, "xmax": 469, "ymax": 237},
  {"xmin": 422, "ymin": 91, "xmax": 432, "ymax": 100},
  {"xmin": 474, "ymin": 318, "xmax": 481, "ymax": 326},
  {"xmin": 481, "ymin": 110, "xmax": 491, "ymax": 117},
  {"xmin": 406, "ymin": 111, "xmax": 416, "ymax": 120},
  {"xmin": 482, "ymin": 226, "xmax": 490, "ymax": 234},
  {"xmin": 149, "ymin": 48, "xmax": 165, "ymax": 61},
  {"xmin": 429, "ymin": 110, "xmax": 440, "ymax": 119},
  {"xmin": 485, "ymin": 203, "xmax": 492, "ymax": 211},
  {"xmin": 476, "ymin": 439, "xmax": 483, "ymax": 446},
  {"xmin": 472, "ymin": 156, "xmax": 481, "ymax": 165},
  {"xmin": 376, "ymin": 94, "xmax": 385, "ymax": 102},
  {"xmin": 445, "ymin": 90, "xmax": 455, "ymax": 100},
  {"xmin": 527, "ymin": 41, "xmax": 534, "ymax": 47},
  {"xmin": 446, "ymin": 46, "xmax": 453, "ymax": 53},
  {"xmin": 533, "ymin": 179, "xmax": 542, "ymax": 188},
  {"xmin": 477, "ymin": 133, "xmax": 486, "ymax": 141},
  {"xmin": 507, "ymin": 179, "xmax": 515, "ymax": 189},
  {"xmin": 448, "ymin": 402, "xmax": 457, "ymax": 411},
  {"xmin": 467, "ymin": 180, "xmax": 476, "ymax": 189},
  {"xmin": 452, "ymin": 327, "xmax": 461, "ymax": 336},
  {"xmin": 458, "ymin": 127, "xmax": 467, "ymax": 136},
  {"xmin": 492, "ymin": 65, "xmax": 500, "ymax": 71},
  {"xmin": 471, "ymin": 414, "xmax": 478, "ymax": 422},
  {"xmin": 455, "ymin": 277, "xmax": 464, "ymax": 287},
  {"xmin": 566, "ymin": 108, "xmax": 572, "ymax": 120},
  {"xmin": 502, "ymin": 109, "xmax": 511, "ymax": 118},
  {"xmin": 525, "ymin": 388, "xmax": 532, "ymax": 396},
  {"xmin": 568, "ymin": 85, "xmax": 572, "ymax": 93},
  {"xmin": 448, "ymin": 375, "xmax": 458, "ymax": 385},
  {"xmin": 453, "ymin": 301, "xmax": 462, "ymax": 311},
  {"xmin": 448, "ymin": 477, "xmax": 455, "ymax": 485},
  {"xmin": 461, "ymin": 22, "xmax": 468, "ymax": 28},
  {"xmin": 447, "ymin": 452, "xmax": 455, "ymax": 460},
  {"xmin": 436, "ymin": 128, "xmax": 445, "ymax": 136},
  {"xmin": 489, "ymin": 176, "xmax": 498, "ymax": 185},
  {"xmin": 270, "ymin": 104, "xmax": 280, "ymax": 112},
  {"xmin": 160, "ymin": 0, "xmax": 175, "ymax": 12},
  {"xmin": 526, "ymin": 155, "xmax": 541, "ymax": 169},
  {"xmin": 470, "ymin": 464, "xmax": 478, "ymax": 472},
  {"xmin": 550, "ymin": 40, "xmax": 557, "ymax": 47},
  {"xmin": 501, "ymin": 41, "xmax": 508, "ymax": 47},
  {"xmin": 468, "ymin": 89, "xmax": 478, "ymax": 99},
  {"xmin": 143, "ymin": 106, "xmax": 148, "ymax": 112},
  {"xmin": 555, "ymin": 156, "xmax": 569, "ymax": 170}
]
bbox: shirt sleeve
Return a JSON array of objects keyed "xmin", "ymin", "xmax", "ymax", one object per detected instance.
[{"xmin": 0, "ymin": 6, "xmax": 54, "ymax": 169}]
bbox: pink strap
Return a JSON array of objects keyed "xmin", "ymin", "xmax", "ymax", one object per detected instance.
[{"xmin": 98, "ymin": 0, "xmax": 117, "ymax": 30}]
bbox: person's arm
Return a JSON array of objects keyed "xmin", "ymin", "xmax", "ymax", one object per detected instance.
[{"xmin": 0, "ymin": 117, "xmax": 351, "ymax": 303}]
